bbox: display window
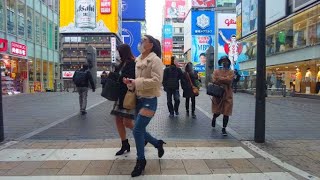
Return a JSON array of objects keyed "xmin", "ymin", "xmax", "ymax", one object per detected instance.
[{"xmin": 43, "ymin": 60, "xmax": 48, "ymax": 90}]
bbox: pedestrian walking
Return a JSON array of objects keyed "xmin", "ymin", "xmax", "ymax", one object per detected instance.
[
  {"xmin": 124, "ymin": 35, "xmax": 166, "ymax": 177},
  {"xmin": 109, "ymin": 44, "xmax": 136, "ymax": 156},
  {"xmin": 211, "ymin": 56, "xmax": 234, "ymax": 136},
  {"xmin": 163, "ymin": 56, "xmax": 183, "ymax": 117},
  {"xmin": 233, "ymin": 69, "xmax": 241, "ymax": 93},
  {"xmin": 72, "ymin": 63, "xmax": 95, "ymax": 115},
  {"xmin": 181, "ymin": 62, "xmax": 199, "ymax": 118}
]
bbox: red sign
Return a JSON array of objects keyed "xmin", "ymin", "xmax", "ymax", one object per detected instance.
[
  {"xmin": 165, "ymin": 0, "xmax": 186, "ymax": 19},
  {"xmin": 11, "ymin": 42, "xmax": 27, "ymax": 56},
  {"xmin": 163, "ymin": 39, "xmax": 173, "ymax": 52},
  {"xmin": 192, "ymin": 0, "xmax": 215, "ymax": 7},
  {"xmin": 101, "ymin": 0, "xmax": 111, "ymax": 14},
  {"xmin": 63, "ymin": 71, "xmax": 75, "ymax": 78},
  {"xmin": 0, "ymin": 38, "xmax": 8, "ymax": 52}
]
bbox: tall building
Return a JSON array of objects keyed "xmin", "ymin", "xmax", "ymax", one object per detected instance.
[
  {"xmin": 162, "ymin": 0, "xmax": 186, "ymax": 65},
  {"xmin": 60, "ymin": 0, "xmax": 122, "ymax": 82},
  {"xmin": 0, "ymin": 0, "xmax": 60, "ymax": 95},
  {"xmin": 236, "ymin": 0, "xmax": 320, "ymax": 95}
]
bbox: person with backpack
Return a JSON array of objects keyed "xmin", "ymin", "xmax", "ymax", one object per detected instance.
[
  {"xmin": 163, "ymin": 56, "xmax": 183, "ymax": 117},
  {"xmin": 73, "ymin": 63, "xmax": 95, "ymax": 115},
  {"xmin": 233, "ymin": 69, "xmax": 241, "ymax": 93}
]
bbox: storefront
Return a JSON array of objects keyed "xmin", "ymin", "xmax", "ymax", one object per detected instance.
[{"xmin": 238, "ymin": 3, "xmax": 320, "ymax": 95}]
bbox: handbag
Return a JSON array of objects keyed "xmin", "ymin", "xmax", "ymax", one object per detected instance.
[
  {"xmin": 187, "ymin": 73, "xmax": 199, "ymax": 96},
  {"xmin": 123, "ymin": 90, "xmax": 136, "ymax": 110},
  {"xmin": 207, "ymin": 83, "xmax": 225, "ymax": 98},
  {"xmin": 101, "ymin": 65, "xmax": 125, "ymax": 101}
]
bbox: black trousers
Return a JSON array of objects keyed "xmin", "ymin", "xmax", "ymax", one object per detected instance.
[
  {"xmin": 185, "ymin": 96, "xmax": 196, "ymax": 113},
  {"xmin": 213, "ymin": 114, "xmax": 229, "ymax": 128},
  {"xmin": 166, "ymin": 89, "xmax": 180, "ymax": 114}
]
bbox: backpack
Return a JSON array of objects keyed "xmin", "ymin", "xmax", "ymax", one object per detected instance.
[{"xmin": 73, "ymin": 70, "xmax": 88, "ymax": 86}]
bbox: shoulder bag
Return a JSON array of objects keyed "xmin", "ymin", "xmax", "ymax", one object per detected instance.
[
  {"xmin": 207, "ymin": 83, "xmax": 225, "ymax": 98},
  {"xmin": 187, "ymin": 73, "xmax": 199, "ymax": 96}
]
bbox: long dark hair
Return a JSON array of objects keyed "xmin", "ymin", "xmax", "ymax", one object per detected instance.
[
  {"xmin": 117, "ymin": 44, "xmax": 135, "ymax": 66},
  {"xmin": 144, "ymin": 35, "xmax": 161, "ymax": 58},
  {"xmin": 185, "ymin": 62, "xmax": 194, "ymax": 73}
]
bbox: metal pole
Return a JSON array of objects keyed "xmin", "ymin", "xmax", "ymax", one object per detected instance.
[
  {"xmin": 254, "ymin": 0, "xmax": 266, "ymax": 143},
  {"xmin": 0, "ymin": 64, "xmax": 4, "ymax": 142}
]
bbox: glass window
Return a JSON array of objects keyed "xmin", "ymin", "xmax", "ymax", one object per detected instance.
[
  {"xmin": 42, "ymin": 17, "xmax": 47, "ymax": 45},
  {"xmin": 35, "ymin": 12, "xmax": 41, "ymax": 44},
  {"xmin": 0, "ymin": 0, "xmax": 4, "ymax": 31},
  {"xmin": 27, "ymin": 7, "xmax": 33, "ymax": 40},
  {"xmin": 48, "ymin": 22, "xmax": 53, "ymax": 49},
  {"xmin": 17, "ymin": 1, "xmax": 25, "ymax": 38},
  {"xmin": 7, "ymin": 0, "xmax": 16, "ymax": 34},
  {"xmin": 29, "ymin": 59, "xmax": 34, "ymax": 82},
  {"xmin": 54, "ymin": 24, "xmax": 58, "ymax": 50}
]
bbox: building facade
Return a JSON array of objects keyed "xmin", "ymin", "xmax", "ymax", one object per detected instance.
[
  {"xmin": 0, "ymin": 0, "xmax": 60, "ymax": 95},
  {"xmin": 237, "ymin": 0, "xmax": 320, "ymax": 95}
]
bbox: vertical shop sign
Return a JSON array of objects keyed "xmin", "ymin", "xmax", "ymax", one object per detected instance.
[
  {"xmin": 0, "ymin": 39, "xmax": 8, "ymax": 52},
  {"xmin": 11, "ymin": 42, "xmax": 27, "ymax": 56},
  {"xmin": 101, "ymin": 0, "xmax": 111, "ymax": 14},
  {"xmin": 111, "ymin": 37, "xmax": 116, "ymax": 63}
]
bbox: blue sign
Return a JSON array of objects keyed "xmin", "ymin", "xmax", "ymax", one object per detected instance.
[
  {"xmin": 191, "ymin": 10, "xmax": 215, "ymax": 35},
  {"xmin": 122, "ymin": 0, "xmax": 146, "ymax": 20},
  {"xmin": 191, "ymin": 35, "xmax": 214, "ymax": 75},
  {"xmin": 163, "ymin": 25, "xmax": 173, "ymax": 38},
  {"xmin": 122, "ymin": 22, "xmax": 142, "ymax": 57}
]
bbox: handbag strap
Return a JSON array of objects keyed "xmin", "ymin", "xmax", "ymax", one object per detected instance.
[{"xmin": 186, "ymin": 72, "xmax": 194, "ymax": 87}]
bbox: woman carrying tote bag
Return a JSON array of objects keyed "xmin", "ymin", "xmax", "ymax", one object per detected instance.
[{"xmin": 211, "ymin": 56, "xmax": 235, "ymax": 136}]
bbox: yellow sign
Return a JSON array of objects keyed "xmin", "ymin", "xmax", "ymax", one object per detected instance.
[
  {"xmin": 163, "ymin": 52, "xmax": 173, "ymax": 66},
  {"xmin": 60, "ymin": 0, "xmax": 120, "ymax": 34}
]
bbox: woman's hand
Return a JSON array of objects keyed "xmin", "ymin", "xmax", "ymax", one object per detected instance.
[{"xmin": 123, "ymin": 78, "xmax": 135, "ymax": 90}]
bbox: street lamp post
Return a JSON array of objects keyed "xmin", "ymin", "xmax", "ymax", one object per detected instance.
[{"xmin": 255, "ymin": 0, "xmax": 266, "ymax": 143}]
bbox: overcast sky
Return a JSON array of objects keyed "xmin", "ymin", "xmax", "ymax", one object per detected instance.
[{"xmin": 146, "ymin": 0, "xmax": 165, "ymax": 40}]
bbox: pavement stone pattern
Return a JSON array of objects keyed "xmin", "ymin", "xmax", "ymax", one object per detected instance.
[
  {"xmin": 0, "ymin": 139, "xmax": 299, "ymax": 178},
  {"xmin": 196, "ymin": 89, "xmax": 320, "ymax": 140}
]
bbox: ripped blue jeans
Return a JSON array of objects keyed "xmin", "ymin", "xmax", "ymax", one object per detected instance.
[{"xmin": 133, "ymin": 97, "xmax": 159, "ymax": 160}]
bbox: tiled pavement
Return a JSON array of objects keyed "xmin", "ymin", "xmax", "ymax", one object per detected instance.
[{"xmin": 0, "ymin": 139, "xmax": 306, "ymax": 179}]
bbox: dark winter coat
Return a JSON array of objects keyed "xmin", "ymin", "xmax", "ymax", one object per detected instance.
[
  {"xmin": 163, "ymin": 65, "xmax": 183, "ymax": 91},
  {"xmin": 181, "ymin": 71, "xmax": 197, "ymax": 98}
]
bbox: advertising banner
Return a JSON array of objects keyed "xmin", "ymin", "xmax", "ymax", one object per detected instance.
[
  {"xmin": 191, "ymin": 35, "xmax": 214, "ymax": 76},
  {"xmin": 165, "ymin": 0, "xmax": 186, "ymax": 19},
  {"xmin": 191, "ymin": 10, "xmax": 215, "ymax": 35},
  {"xmin": 0, "ymin": 38, "xmax": 8, "ymax": 52},
  {"xmin": 216, "ymin": 0, "xmax": 236, "ymax": 7},
  {"xmin": 241, "ymin": 0, "xmax": 286, "ymax": 38},
  {"xmin": 236, "ymin": 0, "xmax": 242, "ymax": 39},
  {"xmin": 11, "ymin": 42, "xmax": 27, "ymax": 57},
  {"xmin": 293, "ymin": 0, "xmax": 317, "ymax": 12},
  {"xmin": 184, "ymin": 12, "xmax": 192, "ymax": 52},
  {"xmin": 163, "ymin": 25, "xmax": 173, "ymax": 38},
  {"xmin": 191, "ymin": 0, "xmax": 215, "ymax": 7},
  {"xmin": 122, "ymin": 0, "xmax": 146, "ymax": 20},
  {"xmin": 122, "ymin": 22, "xmax": 142, "ymax": 57},
  {"xmin": 60, "ymin": 0, "xmax": 120, "ymax": 34},
  {"xmin": 163, "ymin": 52, "xmax": 173, "ymax": 65},
  {"xmin": 163, "ymin": 39, "xmax": 173, "ymax": 52}
]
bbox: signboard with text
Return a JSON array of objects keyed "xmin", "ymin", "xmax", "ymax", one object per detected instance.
[
  {"xmin": 191, "ymin": 10, "xmax": 215, "ymax": 35},
  {"xmin": 191, "ymin": 0, "xmax": 215, "ymax": 7},
  {"xmin": 11, "ymin": 42, "xmax": 27, "ymax": 56},
  {"xmin": 165, "ymin": 0, "xmax": 186, "ymax": 19},
  {"xmin": 101, "ymin": 0, "xmax": 111, "ymax": 14},
  {"xmin": 122, "ymin": 22, "xmax": 141, "ymax": 57}
]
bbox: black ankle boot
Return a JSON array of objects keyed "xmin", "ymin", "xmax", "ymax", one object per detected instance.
[
  {"xmin": 131, "ymin": 159, "xmax": 147, "ymax": 177},
  {"xmin": 115, "ymin": 139, "xmax": 130, "ymax": 156},
  {"xmin": 156, "ymin": 140, "xmax": 166, "ymax": 158}
]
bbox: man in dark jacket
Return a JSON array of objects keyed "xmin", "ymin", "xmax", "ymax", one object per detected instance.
[
  {"xmin": 163, "ymin": 56, "xmax": 183, "ymax": 117},
  {"xmin": 73, "ymin": 64, "xmax": 96, "ymax": 115}
]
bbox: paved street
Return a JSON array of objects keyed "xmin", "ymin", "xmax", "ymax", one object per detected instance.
[{"xmin": 1, "ymin": 90, "xmax": 320, "ymax": 179}]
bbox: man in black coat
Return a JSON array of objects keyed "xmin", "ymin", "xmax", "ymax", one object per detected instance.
[{"xmin": 163, "ymin": 56, "xmax": 183, "ymax": 117}]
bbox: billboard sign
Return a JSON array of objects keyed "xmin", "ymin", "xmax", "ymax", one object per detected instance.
[
  {"xmin": 236, "ymin": 0, "xmax": 242, "ymax": 39},
  {"xmin": 184, "ymin": 11, "xmax": 192, "ymax": 52},
  {"xmin": 122, "ymin": 22, "xmax": 142, "ymax": 57},
  {"xmin": 11, "ymin": 42, "xmax": 27, "ymax": 57},
  {"xmin": 122, "ymin": 0, "xmax": 146, "ymax": 20},
  {"xmin": 163, "ymin": 38, "xmax": 173, "ymax": 52},
  {"xmin": 191, "ymin": 35, "xmax": 214, "ymax": 76},
  {"xmin": 216, "ymin": 0, "xmax": 236, "ymax": 7},
  {"xmin": 293, "ymin": 0, "xmax": 317, "ymax": 12},
  {"xmin": 191, "ymin": 10, "xmax": 215, "ymax": 35},
  {"xmin": 266, "ymin": 0, "xmax": 286, "ymax": 25},
  {"xmin": 60, "ymin": 0, "xmax": 121, "ymax": 34},
  {"xmin": 163, "ymin": 52, "xmax": 173, "ymax": 65},
  {"xmin": 163, "ymin": 25, "xmax": 173, "ymax": 38},
  {"xmin": 191, "ymin": 0, "xmax": 215, "ymax": 7},
  {"xmin": 165, "ymin": 0, "xmax": 186, "ymax": 19}
]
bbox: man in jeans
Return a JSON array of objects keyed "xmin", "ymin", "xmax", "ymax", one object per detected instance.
[
  {"xmin": 73, "ymin": 64, "xmax": 95, "ymax": 115},
  {"xmin": 163, "ymin": 56, "xmax": 183, "ymax": 117}
]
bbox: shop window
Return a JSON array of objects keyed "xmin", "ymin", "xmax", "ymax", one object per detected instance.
[
  {"xmin": 28, "ymin": 59, "xmax": 34, "ymax": 82},
  {"xmin": 6, "ymin": 0, "xmax": 16, "ymax": 35},
  {"xmin": 27, "ymin": 7, "xmax": 33, "ymax": 40},
  {"xmin": 0, "ymin": 0, "xmax": 4, "ymax": 31},
  {"xmin": 36, "ymin": 59, "xmax": 41, "ymax": 82},
  {"xmin": 48, "ymin": 22, "xmax": 53, "ymax": 49},
  {"xmin": 35, "ymin": 13, "xmax": 41, "ymax": 44},
  {"xmin": 17, "ymin": 1, "xmax": 25, "ymax": 38},
  {"xmin": 42, "ymin": 17, "xmax": 47, "ymax": 45}
]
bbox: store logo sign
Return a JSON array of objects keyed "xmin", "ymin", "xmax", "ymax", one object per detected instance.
[
  {"xmin": 101, "ymin": 0, "xmax": 111, "ymax": 14},
  {"xmin": 11, "ymin": 42, "xmax": 27, "ymax": 56},
  {"xmin": 63, "ymin": 71, "xmax": 75, "ymax": 78},
  {"xmin": 196, "ymin": 14, "xmax": 210, "ymax": 29},
  {"xmin": 122, "ymin": 28, "xmax": 134, "ymax": 46},
  {"xmin": 0, "ymin": 38, "xmax": 8, "ymax": 52}
]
